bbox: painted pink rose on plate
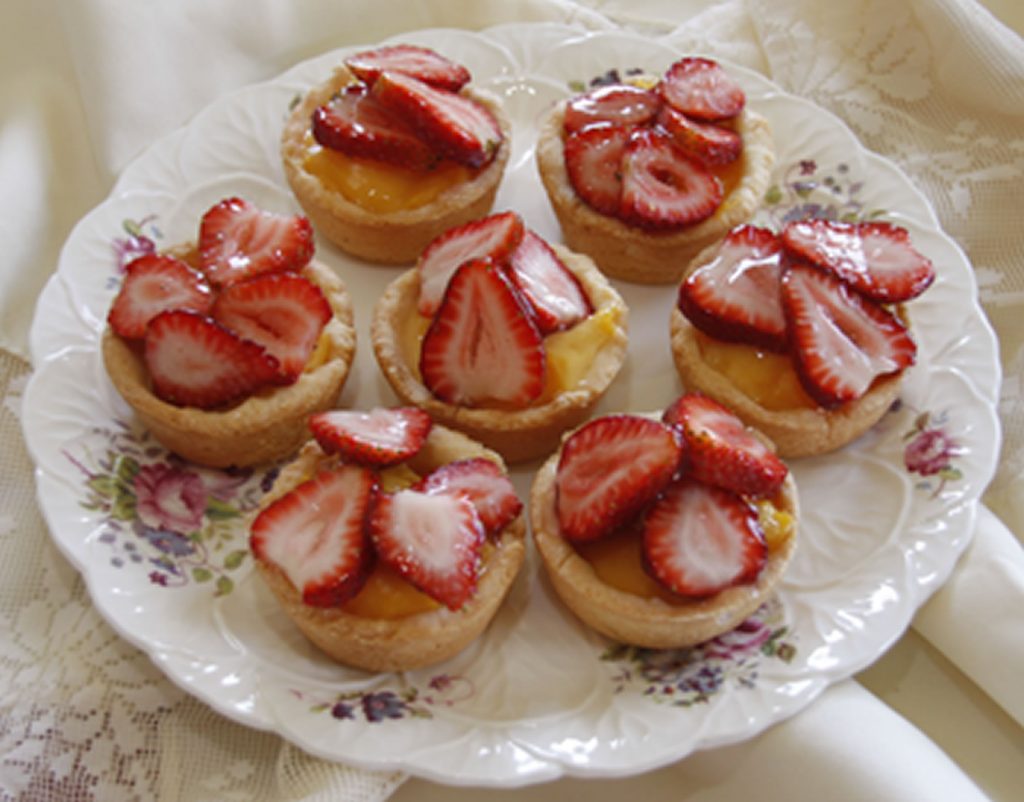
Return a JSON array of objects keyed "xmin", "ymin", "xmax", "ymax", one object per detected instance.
[{"xmin": 133, "ymin": 462, "xmax": 207, "ymax": 534}]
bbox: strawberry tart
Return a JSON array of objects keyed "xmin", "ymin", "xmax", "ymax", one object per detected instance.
[
  {"xmin": 370, "ymin": 210, "xmax": 629, "ymax": 463},
  {"xmin": 281, "ymin": 44, "xmax": 512, "ymax": 264},
  {"xmin": 670, "ymin": 219, "xmax": 936, "ymax": 457},
  {"xmin": 536, "ymin": 57, "xmax": 774, "ymax": 284},
  {"xmin": 530, "ymin": 393, "xmax": 798, "ymax": 648},
  {"xmin": 102, "ymin": 197, "xmax": 357, "ymax": 468},
  {"xmin": 250, "ymin": 407, "xmax": 526, "ymax": 672}
]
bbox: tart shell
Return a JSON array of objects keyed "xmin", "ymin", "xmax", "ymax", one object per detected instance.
[
  {"xmin": 102, "ymin": 259, "xmax": 357, "ymax": 469},
  {"xmin": 253, "ymin": 427, "xmax": 527, "ymax": 673},
  {"xmin": 370, "ymin": 244, "xmax": 629, "ymax": 463},
  {"xmin": 281, "ymin": 66, "xmax": 512, "ymax": 265},
  {"xmin": 536, "ymin": 101, "xmax": 774, "ymax": 285}
]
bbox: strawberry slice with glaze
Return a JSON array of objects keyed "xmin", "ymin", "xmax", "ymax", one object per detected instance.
[
  {"xmin": 107, "ymin": 253, "xmax": 213, "ymax": 340},
  {"xmin": 563, "ymin": 124, "xmax": 630, "ymax": 217},
  {"xmin": 555, "ymin": 414, "xmax": 684, "ymax": 542},
  {"xmin": 416, "ymin": 211, "xmax": 524, "ymax": 317},
  {"xmin": 144, "ymin": 309, "xmax": 282, "ymax": 409},
  {"xmin": 413, "ymin": 457, "xmax": 522, "ymax": 536},
  {"xmin": 659, "ymin": 56, "xmax": 746, "ymax": 121},
  {"xmin": 311, "ymin": 83, "xmax": 437, "ymax": 170},
  {"xmin": 642, "ymin": 478, "xmax": 766, "ymax": 598},
  {"xmin": 420, "ymin": 258, "xmax": 545, "ymax": 406},
  {"xmin": 677, "ymin": 224, "xmax": 787, "ymax": 352},
  {"xmin": 373, "ymin": 70, "xmax": 502, "ymax": 168},
  {"xmin": 781, "ymin": 219, "xmax": 936, "ymax": 303},
  {"xmin": 657, "ymin": 105, "xmax": 742, "ymax": 166},
  {"xmin": 662, "ymin": 392, "xmax": 788, "ymax": 498},
  {"xmin": 781, "ymin": 261, "xmax": 917, "ymax": 407},
  {"xmin": 250, "ymin": 465, "xmax": 378, "ymax": 607},
  {"xmin": 198, "ymin": 197, "xmax": 315, "ymax": 287},
  {"xmin": 563, "ymin": 83, "xmax": 662, "ymax": 133},
  {"xmin": 308, "ymin": 407, "xmax": 433, "ymax": 468},
  {"xmin": 507, "ymin": 229, "xmax": 592, "ymax": 334},
  {"xmin": 212, "ymin": 272, "xmax": 332, "ymax": 383},
  {"xmin": 369, "ymin": 488, "xmax": 485, "ymax": 610},
  {"xmin": 620, "ymin": 128, "xmax": 723, "ymax": 229},
  {"xmin": 344, "ymin": 44, "xmax": 471, "ymax": 92}
]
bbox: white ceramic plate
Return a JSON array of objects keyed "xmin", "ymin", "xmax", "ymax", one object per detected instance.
[{"xmin": 23, "ymin": 24, "xmax": 1001, "ymax": 787}]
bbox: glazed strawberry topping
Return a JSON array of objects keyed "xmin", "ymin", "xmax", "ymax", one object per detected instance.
[
  {"xmin": 414, "ymin": 457, "xmax": 522, "ymax": 536},
  {"xmin": 250, "ymin": 465, "xmax": 378, "ymax": 608},
  {"xmin": 417, "ymin": 211, "xmax": 525, "ymax": 317},
  {"xmin": 781, "ymin": 261, "xmax": 917, "ymax": 407},
  {"xmin": 781, "ymin": 219, "xmax": 936, "ymax": 303},
  {"xmin": 563, "ymin": 83, "xmax": 661, "ymax": 133},
  {"xmin": 677, "ymin": 224, "xmax": 787, "ymax": 351},
  {"xmin": 308, "ymin": 407, "xmax": 433, "ymax": 468},
  {"xmin": 507, "ymin": 229, "xmax": 592, "ymax": 334},
  {"xmin": 657, "ymin": 105, "xmax": 742, "ymax": 166},
  {"xmin": 663, "ymin": 393, "xmax": 788, "ymax": 498},
  {"xmin": 144, "ymin": 309, "xmax": 283, "ymax": 409},
  {"xmin": 642, "ymin": 478, "xmax": 766, "ymax": 597},
  {"xmin": 370, "ymin": 488, "xmax": 485, "ymax": 610},
  {"xmin": 373, "ymin": 70, "xmax": 502, "ymax": 169},
  {"xmin": 555, "ymin": 414, "xmax": 684, "ymax": 542},
  {"xmin": 198, "ymin": 197, "xmax": 315, "ymax": 287},
  {"xmin": 212, "ymin": 272, "xmax": 332, "ymax": 383},
  {"xmin": 659, "ymin": 57, "xmax": 746, "ymax": 122},
  {"xmin": 344, "ymin": 43, "xmax": 471, "ymax": 92},
  {"xmin": 107, "ymin": 254, "xmax": 213, "ymax": 340},
  {"xmin": 620, "ymin": 128, "xmax": 722, "ymax": 229},
  {"xmin": 311, "ymin": 83, "xmax": 437, "ymax": 170},
  {"xmin": 420, "ymin": 258, "xmax": 545, "ymax": 407}
]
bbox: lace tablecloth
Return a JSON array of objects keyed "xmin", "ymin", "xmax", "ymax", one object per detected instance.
[{"xmin": 2, "ymin": 1, "xmax": 1022, "ymax": 800}]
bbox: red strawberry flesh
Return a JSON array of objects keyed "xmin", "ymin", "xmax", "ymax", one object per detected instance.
[
  {"xmin": 642, "ymin": 478, "xmax": 766, "ymax": 597},
  {"xmin": 563, "ymin": 124, "xmax": 630, "ymax": 217},
  {"xmin": 250, "ymin": 465, "xmax": 377, "ymax": 608},
  {"xmin": 659, "ymin": 57, "xmax": 746, "ymax": 121},
  {"xmin": 414, "ymin": 457, "xmax": 522, "ymax": 536},
  {"xmin": 344, "ymin": 44, "xmax": 471, "ymax": 92},
  {"xmin": 507, "ymin": 229, "xmax": 592, "ymax": 334},
  {"xmin": 108, "ymin": 253, "xmax": 213, "ymax": 340},
  {"xmin": 563, "ymin": 83, "xmax": 661, "ymax": 133},
  {"xmin": 555, "ymin": 414, "xmax": 684, "ymax": 542},
  {"xmin": 657, "ymin": 105, "xmax": 742, "ymax": 166},
  {"xmin": 308, "ymin": 407, "xmax": 433, "ymax": 468}
]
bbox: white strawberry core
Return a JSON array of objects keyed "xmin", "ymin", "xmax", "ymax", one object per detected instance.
[
  {"xmin": 332, "ymin": 409, "xmax": 416, "ymax": 450},
  {"xmin": 386, "ymin": 491, "xmax": 478, "ymax": 571}
]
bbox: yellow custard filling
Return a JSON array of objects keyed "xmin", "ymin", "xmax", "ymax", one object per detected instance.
[
  {"xmin": 575, "ymin": 497, "xmax": 794, "ymax": 602},
  {"xmin": 302, "ymin": 134, "xmax": 473, "ymax": 213},
  {"xmin": 696, "ymin": 332, "xmax": 817, "ymax": 411}
]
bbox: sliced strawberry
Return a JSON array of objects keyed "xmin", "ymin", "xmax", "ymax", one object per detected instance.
[
  {"xmin": 311, "ymin": 83, "xmax": 437, "ymax": 170},
  {"xmin": 657, "ymin": 105, "xmax": 742, "ymax": 166},
  {"xmin": 659, "ymin": 57, "xmax": 746, "ymax": 122},
  {"xmin": 563, "ymin": 124, "xmax": 630, "ymax": 217},
  {"xmin": 250, "ymin": 465, "xmax": 377, "ymax": 608},
  {"xmin": 677, "ymin": 224, "xmax": 787, "ymax": 351},
  {"xmin": 416, "ymin": 211, "xmax": 525, "ymax": 317},
  {"xmin": 373, "ymin": 70, "xmax": 502, "ymax": 168},
  {"xmin": 781, "ymin": 219, "xmax": 936, "ymax": 303},
  {"xmin": 198, "ymin": 197, "xmax": 315, "ymax": 287},
  {"xmin": 212, "ymin": 272, "xmax": 331, "ymax": 383},
  {"xmin": 781, "ymin": 261, "xmax": 917, "ymax": 407},
  {"xmin": 563, "ymin": 83, "xmax": 661, "ymax": 133},
  {"xmin": 662, "ymin": 392, "xmax": 788, "ymax": 498},
  {"xmin": 413, "ymin": 457, "xmax": 522, "ymax": 535},
  {"xmin": 555, "ymin": 414, "xmax": 684, "ymax": 542},
  {"xmin": 108, "ymin": 253, "xmax": 213, "ymax": 339},
  {"xmin": 642, "ymin": 478, "xmax": 766, "ymax": 598},
  {"xmin": 344, "ymin": 44, "xmax": 471, "ymax": 91},
  {"xmin": 369, "ymin": 488, "xmax": 484, "ymax": 610},
  {"xmin": 620, "ymin": 128, "xmax": 722, "ymax": 229},
  {"xmin": 308, "ymin": 407, "xmax": 433, "ymax": 468},
  {"xmin": 506, "ymin": 229, "xmax": 592, "ymax": 334},
  {"xmin": 144, "ymin": 309, "xmax": 282, "ymax": 409},
  {"xmin": 420, "ymin": 258, "xmax": 545, "ymax": 406}
]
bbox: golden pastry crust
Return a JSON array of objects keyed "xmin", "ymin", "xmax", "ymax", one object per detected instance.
[
  {"xmin": 530, "ymin": 439, "xmax": 799, "ymax": 649},
  {"xmin": 253, "ymin": 428, "xmax": 526, "ymax": 673},
  {"xmin": 281, "ymin": 66, "xmax": 512, "ymax": 265},
  {"xmin": 370, "ymin": 244, "xmax": 629, "ymax": 463},
  {"xmin": 102, "ymin": 259, "xmax": 356, "ymax": 469},
  {"xmin": 536, "ymin": 101, "xmax": 774, "ymax": 284}
]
